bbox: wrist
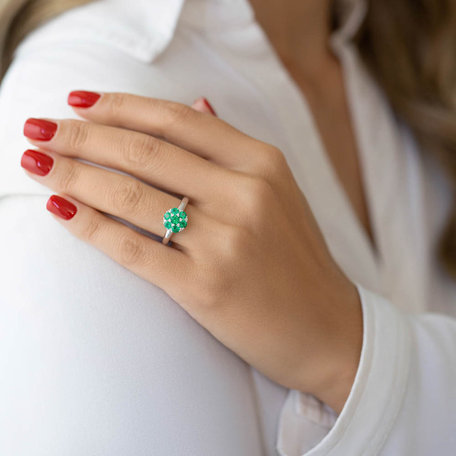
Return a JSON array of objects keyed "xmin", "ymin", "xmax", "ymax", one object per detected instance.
[{"xmin": 309, "ymin": 282, "xmax": 363, "ymax": 414}]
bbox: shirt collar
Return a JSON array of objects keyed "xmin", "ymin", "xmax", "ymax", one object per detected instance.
[
  {"xmin": 36, "ymin": 0, "xmax": 366, "ymax": 64},
  {"xmin": 13, "ymin": 0, "xmax": 186, "ymax": 64},
  {"xmin": 331, "ymin": 0, "xmax": 367, "ymax": 46},
  {"xmin": 103, "ymin": 0, "xmax": 186, "ymax": 62},
  {"xmin": 177, "ymin": 0, "xmax": 367, "ymax": 40}
]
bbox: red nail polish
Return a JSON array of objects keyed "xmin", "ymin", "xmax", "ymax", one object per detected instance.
[
  {"xmin": 202, "ymin": 98, "xmax": 217, "ymax": 116},
  {"xmin": 21, "ymin": 149, "xmax": 54, "ymax": 176},
  {"xmin": 68, "ymin": 90, "xmax": 101, "ymax": 108},
  {"xmin": 46, "ymin": 195, "xmax": 77, "ymax": 220},
  {"xmin": 24, "ymin": 118, "xmax": 57, "ymax": 141}
]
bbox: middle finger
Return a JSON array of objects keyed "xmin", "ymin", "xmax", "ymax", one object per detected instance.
[{"xmin": 23, "ymin": 117, "xmax": 233, "ymax": 204}]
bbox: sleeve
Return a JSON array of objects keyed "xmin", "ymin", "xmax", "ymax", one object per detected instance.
[
  {"xmin": 276, "ymin": 283, "xmax": 456, "ymax": 456},
  {"xmin": 0, "ymin": 8, "xmax": 266, "ymax": 456}
]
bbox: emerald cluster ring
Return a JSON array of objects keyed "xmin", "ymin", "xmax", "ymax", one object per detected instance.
[{"xmin": 162, "ymin": 196, "xmax": 189, "ymax": 245}]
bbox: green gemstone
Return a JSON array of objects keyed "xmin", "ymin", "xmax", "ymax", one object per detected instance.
[{"xmin": 163, "ymin": 207, "xmax": 188, "ymax": 234}]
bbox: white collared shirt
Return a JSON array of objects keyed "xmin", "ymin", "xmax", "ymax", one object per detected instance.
[{"xmin": 1, "ymin": 0, "xmax": 456, "ymax": 454}]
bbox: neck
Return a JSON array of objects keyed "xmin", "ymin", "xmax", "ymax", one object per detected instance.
[{"xmin": 248, "ymin": 0, "xmax": 334, "ymax": 78}]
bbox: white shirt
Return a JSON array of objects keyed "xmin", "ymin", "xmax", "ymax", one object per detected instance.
[{"xmin": 1, "ymin": 0, "xmax": 456, "ymax": 454}]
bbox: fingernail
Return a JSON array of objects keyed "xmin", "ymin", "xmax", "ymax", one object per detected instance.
[
  {"xmin": 24, "ymin": 118, "xmax": 57, "ymax": 141},
  {"xmin": 21, "ymin": 149, "xmax": 54, "ymax": 176},
  {"xmin": 46, "ymin": 195, "xmax": 77, "ymax": 220},
  {"xmin": 68, "ymin": 90, "xmax": 101, "ymax": 108},
  {"xmin": 202, "ymin": 98, "xmax": 217, "ymax": 116}
]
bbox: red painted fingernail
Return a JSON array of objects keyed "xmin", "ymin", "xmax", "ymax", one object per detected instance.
[
  {"xmin": 202, "ymin": 98, "xmax": 217, "ymax": 116},
  {"xmin": 24, "ymin": 118, "xmax": 57, "ymax": 141},
  {"xmin": 46, "ymin": 195, "xmax": 77, "ymax": 220},
  {"xmin": 21, "ymin": 149, "xmax": 54, "ymax": 176},
  {"xmin": 68, "ymin": 90, "xmax": 101, "ymax": 108}
]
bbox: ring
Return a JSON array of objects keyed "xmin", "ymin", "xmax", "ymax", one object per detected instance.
[{"xmin": 162, "ymin": 196, "xmax": 189, "ymax": 245}]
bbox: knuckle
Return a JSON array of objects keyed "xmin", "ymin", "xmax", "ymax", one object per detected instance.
[
  {"xmin": 162, "ymin": 102, "xmax": 194, "ymax": 129},
  {"xmin": 117, "ymin": 234, "xmax": 145, "ymax": 266},
  {"xmin": 66, "ymin": 120, "xmax": 89, "ymax": 150},
  {"xmin": 110, "ymin": 179, "xmax": 145, "ymax": 214},
  {"xmin": 192, "ymin": 227, "xmax": 248, "ymax": 309},
  {"xmin": 199, "ymin": 288, "xmax": 219, "ymax": 308},
  {"xmin": 58, "ymin": 162, "xmax": 81, "ymax": 193},
  {"xmin": 121, "ymin": 134, "xmax": 156, "ymax": 168},
  {"xmin": 256, "ymin": 144, "xmax": 287, "ymax": 179},
  {"xmin": 81, "ymin": 216, "xmax": 101, "ymax": 243},
  {"xmin": 197, "ymin": 271, "xmax": 226, "ymax": 308},
  {"xmin": 264, "ymin": 145, "xmax": 286, "ymax": 169},
  {"xmin": 222, "ymin": 224, "xmax": 250, "ymax": 255},
  {"xmin": 240, "ymin": 175, "xmax": 273, "ymax": 214}
]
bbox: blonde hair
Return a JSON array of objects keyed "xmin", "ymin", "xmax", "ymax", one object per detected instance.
[
  {"xmin": 2, "ymin": 0, "xmax": 456, "ymax": 278},
  {"xmin": 0, "ymin": 0, "xmax": 92, "ymax": 79}
]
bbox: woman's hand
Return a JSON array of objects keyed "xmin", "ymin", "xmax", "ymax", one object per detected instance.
[{"xmin": 20, "ymin": 91, "xmax": 363, "ymax": 414}]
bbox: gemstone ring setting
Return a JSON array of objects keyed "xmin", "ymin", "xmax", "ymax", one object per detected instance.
[{"xmin": 162, "ymin": 196, "xmax": 189, "ymax": 245}]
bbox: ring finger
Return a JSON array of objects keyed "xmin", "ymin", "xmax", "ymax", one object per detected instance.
[{"xmin": 20, "ymin": 148, "xmax": 216, "ymax": 250}]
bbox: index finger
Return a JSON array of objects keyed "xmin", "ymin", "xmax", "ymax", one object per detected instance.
[{"xmin": 67, "ymin": 91, "xmax": 263, "ymax": 170}]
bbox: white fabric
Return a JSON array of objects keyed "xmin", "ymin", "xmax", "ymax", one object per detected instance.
[{"xmin": 0, "ymin": 0, "xmax": 456, "ymax": 454}]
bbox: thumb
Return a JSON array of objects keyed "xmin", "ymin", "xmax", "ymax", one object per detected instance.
[{"xmin": 191, "ymin": 97, "xmax": 217, "ymax": 117}]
